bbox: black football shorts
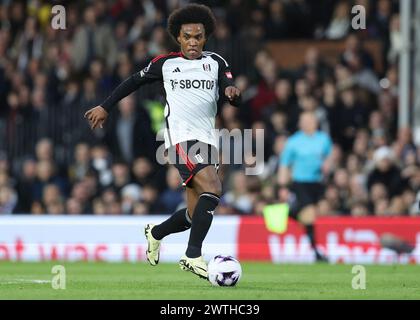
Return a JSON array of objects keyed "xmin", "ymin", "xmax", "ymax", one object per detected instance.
[{"xmin": 167, "ymin": 140, "xmax": 219, "ymax": 187}]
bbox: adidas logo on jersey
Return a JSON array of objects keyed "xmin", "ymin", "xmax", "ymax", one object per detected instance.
[{"xmin": 172, "ymin": 67, "xmax": 181, "ymax": 73}]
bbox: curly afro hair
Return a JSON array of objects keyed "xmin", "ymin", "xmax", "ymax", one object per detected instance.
[{"xmin": 167, "ymin": 4, "xmax": 216, "ymax": 43}]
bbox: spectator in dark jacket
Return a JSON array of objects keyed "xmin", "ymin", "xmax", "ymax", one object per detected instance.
[
  {"xmin": 159, "ymin": 166, "xmax": 184, "ymax": 214},
  {"xmin": 367, "ymin": 146, "xmax": 406, "ymax": 198},
  {"xmin": 104, "ymin": 95, "xmax": 156, "ymax": 164},
  {"xmin": 15, "ymin": 157, "xmax": 37, "ymax": 212},
  {"xmin": 32, "ymin": 160, "xmax": 69, "ymax": 202}
]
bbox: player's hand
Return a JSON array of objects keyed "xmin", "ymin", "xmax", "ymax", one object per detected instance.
[
  {"xmin": 225, "ymin": 86, "xmax": 241, "ymax": 102},
  {"xmin": 84, "ymin": 106, "xmax": 108, "ymax": 130}
]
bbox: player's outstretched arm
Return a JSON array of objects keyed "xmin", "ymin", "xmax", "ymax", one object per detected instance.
[
  {"xmin": 83, "ymin": 74, "xmax": 141, "ymax": 130},
  {"xmin": 83, "ymin": 58, "xmax": 162, "ymax": 130}
]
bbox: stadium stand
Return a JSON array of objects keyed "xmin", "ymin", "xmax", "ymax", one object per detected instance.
[{"xmin": 0, "ymin": 0, "xmax": 418, "ymax": 217}]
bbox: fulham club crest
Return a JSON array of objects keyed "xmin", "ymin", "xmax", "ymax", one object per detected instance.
[{"xmin": 203, "ymin": 63, "xmax": 211, "ymax": 72}]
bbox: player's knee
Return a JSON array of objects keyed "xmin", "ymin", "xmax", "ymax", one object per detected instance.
[
  {"xmin": 197, "ymin": 179, "xmax": 222, "ymax": 197},
  {"xmin": 207, "ymin": 181, "xmax": 222, "ymax": 198},
  {"xmin": 193, "ymin": 167, "xmax": 222, "ymax": 196}
]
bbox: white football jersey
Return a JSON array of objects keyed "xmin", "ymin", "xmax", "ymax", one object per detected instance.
[{"xmin": 136, "ymin": 51, "xmax": 235, "ymax": 149}]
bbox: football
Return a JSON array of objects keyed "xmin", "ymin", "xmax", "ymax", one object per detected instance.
[{"xmin": 208, "ymin": 255, "xmax": 242, "ymax": 287}]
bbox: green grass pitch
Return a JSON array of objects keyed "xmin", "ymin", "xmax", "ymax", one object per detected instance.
[{"xmin": 0, "ymin": 262, "xmax": 419, "ymax": 300}]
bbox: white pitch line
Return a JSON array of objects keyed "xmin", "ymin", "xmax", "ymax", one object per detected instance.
[{"xmin": 0, "ymin": 279, "xmax": 51, "ymax": 285}]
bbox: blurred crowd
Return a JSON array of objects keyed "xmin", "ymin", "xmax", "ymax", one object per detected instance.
[{"xmin": 0, "ymin": 0, "xmax": 419, "ymax": 216}]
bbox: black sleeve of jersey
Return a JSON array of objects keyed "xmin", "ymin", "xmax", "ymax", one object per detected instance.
[
  {"xmin": 215, "ymin": 55, "xmax": 241, "ymax": 107},
  {"xmin": 100, "ymin": 59, "xmax": 163, "ymax": 112}
]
